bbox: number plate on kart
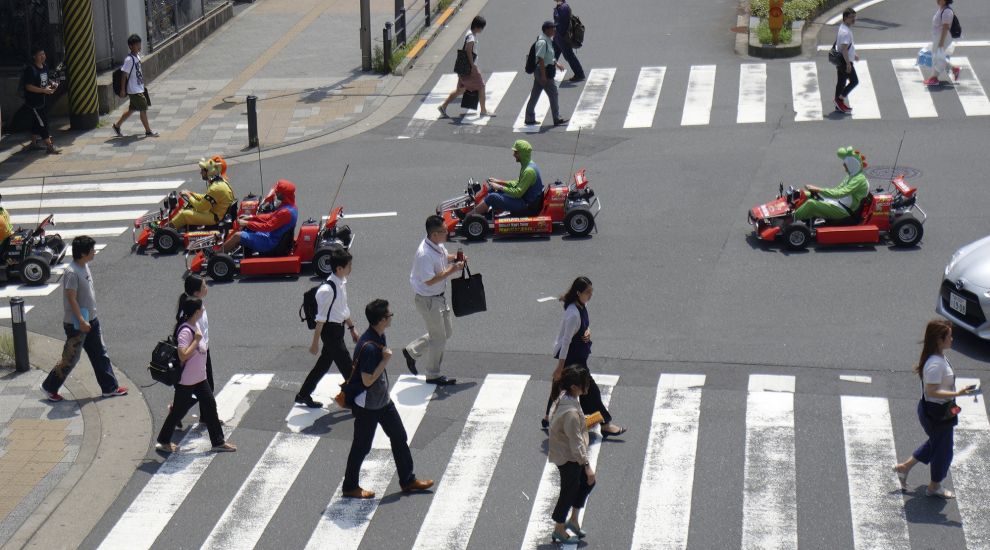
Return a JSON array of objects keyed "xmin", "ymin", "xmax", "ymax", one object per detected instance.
[{"xmin": 949, "ymin": 293, "xmax": 967, "ymax": 315}]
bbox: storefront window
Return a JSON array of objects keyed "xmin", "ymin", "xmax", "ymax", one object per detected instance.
[
  {"xmin": 0, "ymin": 0, "xmax": 60, "ymax": 69},
  {"xmin": 145, "ymin": 0, "xmax": 227, "ymax": 49}
]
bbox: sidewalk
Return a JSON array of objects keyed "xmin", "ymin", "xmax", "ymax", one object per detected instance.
[
  {"xmin": 0, "ymin": 0, "xmax": 400, "ymax": 181},
  {"xmin": 0, "ymin": 327, "xmax": 149, "ymax": 550}
]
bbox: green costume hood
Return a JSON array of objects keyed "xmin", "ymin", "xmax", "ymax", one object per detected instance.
[{"xmin": 513, "ymin": 140, "xmax": 533, "ymax": 167}]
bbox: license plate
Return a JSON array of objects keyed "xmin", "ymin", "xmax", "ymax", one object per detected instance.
[{"xmin": 949, "ymin": 292, "xmax": 967, "ymax": 315}]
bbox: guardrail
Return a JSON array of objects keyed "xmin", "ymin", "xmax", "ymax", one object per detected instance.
[{"xmin": 382, "ymin": 0, "xmax": 437, "ymax": 73}]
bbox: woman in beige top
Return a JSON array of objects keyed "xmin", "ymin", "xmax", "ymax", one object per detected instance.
[{"xmin": 547, "ymin": 364, "xmax": 596, "ymax": 544}]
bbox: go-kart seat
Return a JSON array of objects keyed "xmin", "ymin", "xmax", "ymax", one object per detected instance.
[
  {"xmin": 511, "ymin": 186, "xmax": 548, "ymax": 217},
  {"xmin": 820, "ymin": 193, "xmax": 874, "ymax": 227},
  {"xmin": 246, "ymin": 226, "xmax": 296, "ymax": 257}
]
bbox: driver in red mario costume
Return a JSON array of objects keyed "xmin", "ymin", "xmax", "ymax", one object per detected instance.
[{"xmin": 220, "ymin": 179, "xmax": 298, "ymax": 253}]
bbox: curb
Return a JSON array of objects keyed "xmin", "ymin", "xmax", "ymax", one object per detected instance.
[
  {"xmin": 734, "ymin": 0, "xmax": 860, "ymax": 59},
  {"xmin": 0, "ymin": 327, "xmax": 152, "ymax": 550},
  {"xmin": 393, "ymin": 0, "xmax": 470, "ymax": 76}
]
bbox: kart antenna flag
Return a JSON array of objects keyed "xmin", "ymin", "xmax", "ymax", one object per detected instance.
[
  {"xmin": 329, "ymin": 164, "xmax": 350, "ymax": 211},
  {"xmin": 568, "ymin": 129, "xmax": 581, "ymax": 184},
  {"xmin": 890, "ymin": 130, "xmax": 906, "ymax": 180}
]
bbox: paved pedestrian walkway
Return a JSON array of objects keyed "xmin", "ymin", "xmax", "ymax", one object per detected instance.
[{"xmin": 0, "ymin": 0, "xmax": 399, "ymax": 180}]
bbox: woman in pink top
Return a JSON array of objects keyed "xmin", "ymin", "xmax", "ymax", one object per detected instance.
[{"xmin": 156, "ymin": 297, "xmax": 235, "ymax": 453}]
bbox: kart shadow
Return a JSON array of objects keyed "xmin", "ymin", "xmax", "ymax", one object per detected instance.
[
  {"xmin": 743, "ymin": 234, "xmax": 923, "ymax": 254},
  {"xmin": 949, "ymin": 328, "xmax": 990, "ymax": 362}
]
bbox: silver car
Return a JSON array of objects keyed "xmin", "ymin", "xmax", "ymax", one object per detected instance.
[{"xmin": 938, "ymin": 235, "xmax": 990, "ymax": 338}]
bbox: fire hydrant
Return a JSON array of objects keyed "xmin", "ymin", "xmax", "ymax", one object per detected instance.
[{"xmin": 768, "ymin": 0, "xmax": 785, "ymax": 44}]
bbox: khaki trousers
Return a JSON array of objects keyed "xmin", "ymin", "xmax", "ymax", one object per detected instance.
[{"xmin": 406, "ymin": 294, "xmax": 452, "ymax": 378}]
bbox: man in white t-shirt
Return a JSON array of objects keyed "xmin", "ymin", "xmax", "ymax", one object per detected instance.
[
  {"xmin": 112, "ymin": 34, "xmax": 158, "ymax": 138},
  {"xmin": 834, "ymin": 8, "xmax": 859, "ymax": 114}
]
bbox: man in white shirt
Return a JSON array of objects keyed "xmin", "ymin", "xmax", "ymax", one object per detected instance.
[
  {"xmin": 296, "ymin": 247, "xmax": 359, "ymax": 408},
  {"xmin": 403, "ymin": 215, "xmax": 466, "ymax": 386},
  {"xmin": 834, "ymin": 8, "xmax": 859, "ymax": 114},
  {"xmin": 111, "ymin": 34, "xmax": 159, "ymax": 138}
]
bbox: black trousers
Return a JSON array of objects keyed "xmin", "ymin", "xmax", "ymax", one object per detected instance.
[
  {"xmin": 552, "ymin": 461, "xmax": 595, "ymax": 523},
  {"xmin": 173, "ymin": 349, "xmax": 214, "ymax": 419},
  {"xmin": 299, "ymin": 323, "xmax": 352, "ymax": 398},
  {"xmin": 835, "ymin": 62, "xmax": 859, "ymax": 100},
  {"xmin": 343, "ymin": 402, "xmax": 415, "ymax": 491},
  {"xmin": 546, "ymin": 364, "xmax": 612, "ymax": 424},
  {"xmin": 158, "ymin": 379, "xmax": 225, "ymax": 447},
  {"xmin": 29, "ymin": 105, "xmax": 50, "ymax": 140}
]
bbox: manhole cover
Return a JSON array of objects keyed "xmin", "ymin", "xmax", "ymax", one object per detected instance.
[{"xmin": 864, "ymin": 166, "xmax": 922, "ymax": 180}]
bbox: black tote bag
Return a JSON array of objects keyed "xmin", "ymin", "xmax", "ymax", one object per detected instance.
[
  {"xmin": 460, "ymin": 90, "xmax": 479, "ymax": 110},
  {"xmin": 451, "ymin": 265, "xmax": 486, "ymax": 317}
]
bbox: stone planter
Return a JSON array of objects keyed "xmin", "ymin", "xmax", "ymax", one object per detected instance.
[{"xmin": 749, "ymin": 17, "xmax": 804, "ymax": 58}]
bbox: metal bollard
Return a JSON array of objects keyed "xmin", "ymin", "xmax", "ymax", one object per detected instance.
[
  {"xmin": 383, "ymin": 23, "xmax": 393, "ymax": 74},
  {"xmin": 9, "ymin": 297, "xmax": 29, "ymax": 372},
  {"xmin": 246, "ymin": 95, "xmax": 259, "ymax": 148},
  {"xmin": 425, "ymin": 0, "xmax": 431, "ymax": 27}
]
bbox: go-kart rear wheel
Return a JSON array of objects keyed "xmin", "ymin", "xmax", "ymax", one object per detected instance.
[
  {"xmin": 782, "ymin": 224, "xmax": 811, "ymax": 251},
  {"xmin": 44, "ymin": 235, "xmax": 65, "ymax": 253},
  {"xmin": 891, "ymin": 217, "xmax": 924, "ymax": 247},
  {"xmin": 564, "ymin": 209, "xmax": 594, "ymax": 237},
  {"xmin": 206, "ymin": 253, "xmax": 236, "ymax": 282},
  {"xmin": 154, "ymin": 227, "xmax": 182, "ymax": 255},
  {"xmin": 461, "ymin": 215, "xmax": 488, "ymax": 241},
  {"xmin": 19, "ymin": 257, "xmax": 50, "ymax": 286},
  {"xmin": 313, "ymin": 246, "xmax": 339, "ymax": 279}
]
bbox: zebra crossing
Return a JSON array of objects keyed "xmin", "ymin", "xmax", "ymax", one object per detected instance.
[
  {"xmin": 94, "ymin": 371, "xmax": 990, "ymax": 550},
  {"xmin": 400, "ymin": 57, "xmax": 990, "ymax": 137}
]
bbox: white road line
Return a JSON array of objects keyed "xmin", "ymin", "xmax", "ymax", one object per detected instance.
[
  {"xmin": 0, "ymin": 305, "xmax": 34, "ymax": 320},
  {"xmin": 10, "ymin": 210, "xmax": 148, "ymax": 225},
  {"xmin": 567, "ymin": 68, "xmax": 616, "ymax": 131},
  {"xmin": 461, "ymin": 71, "xmax": 516, "ymax": 130},
  {"xmin": 790, "ymin": 62, "xmax": 823, "ymax": 121},
  {"xmin": 623, "ymin": 66, "xmax": 665, "ymax": 129},
  {"xmin": 817, "ymin": 40, "xmax": 990, "ymax": 51},
  {"xmin": 743, "ymin": 375, "xmax": 797, "ymax": 550},
  {"xmin": 519, "ymin": 375, "xmax": 619, "ymax": 549},
  {"xmin": 400, "ymin": 73, "xmax": 461, "ymax": 139},
  {"xmin": 0, "ymin": 181, "xmax": 183, "ymax": 197},
  {"xmin": 826, "ymin": 0, "xmax": 889, "ymax": 25},
  {"xmin": 97, "ymin": 373, "xmax": 273, "ymax": 550},
  {"xmin": 0, "ymin": 283, "xmax": 60, "ymax": 299},
  {"xmin": 285, "ymin": 374, "xmax": 344, "ymax": 433},
  {"xmin": 737, "ymin": 63, "xmax": 767, "ymax": 124},
  {"xmin": 341, "ymin": 211, "xmax": 398, "ymax": 219},
  {"xmin": 202, "ymin": 432, "xmax": 319, "ymax": 550},
  {"xmin": 305, "ymin": 375, "xmax": 436, "ymax": 550},
  {"xmin": 537, "ymin": 296, "xmax": 556, "ymax": 303},
  {"xmin": 839, "ymin": 375, "xmax": 872, "ymax": 384},
  {"xmin": 892, "ymin": 58, "xmax": 938, "ymax": 117},
  {"xmin": 849, "ymin": 60, "xmax": 881, "ymax": 120},
  {"xmin": 2, "ymin": 195, "xmax": 166, "ymax": 210},
  {"xmin": 514, "ymin": 70, "xmax": 568, "ymax": 133},
  {"xmin": 681, "ymin": 65, "xmax": 716, "ymax": 126},
  {"xmin": 840, "ymin": 395, "xmax": 911, "ymax": 550},
  {"xmin": 631, "ymin": 373, "xmax": 706, "ymax": 550},
  {"xmin": 952, "ymin": 57, "xmax": 990, "ymax": 116},
  {"xmin": 411, "ymin": 374, "xmax": 529, "ymax": 550},
  {"xmin": 52, "ymin": 227, "xmax": 128, "ymax": 238},
  {"xmin": 952, "ymin": 378, "xmax": 990, "ymax": 548}
]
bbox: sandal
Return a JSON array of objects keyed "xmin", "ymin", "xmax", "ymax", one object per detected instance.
[
  {"xmin": 437, "ymin": 104, "xmax": 449, "ymax": 119},
  {"xmin": 156, "ymin": 442, "xmax": 179, "ymax": 453},
  {"xmin": 601, "ymin": 424, "xmax": 627, "ymax": 440},
  {"xmin": 927, "ymin": 486, "xmax": 955, "ymax": 499},
  {"xmin": 891, "ymin": 465, "xmax": 908, "ymax": 491}
]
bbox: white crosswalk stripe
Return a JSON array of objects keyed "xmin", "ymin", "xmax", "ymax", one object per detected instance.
[
  {"xmin": 514, "ymin": 70, "xmax": 568, "ymax": 133},
  {"xmin": 1, "ymin": 195, "xmax": 167, "ymax": 210},
  {"xmin": 849, "ymin": 60, "xmax": 882, "ymax": 120},
  {"xmin": 459, "ymin": 71, "xmax": 516, "ymax": 132},
  {"xmin": 952, "ymin": 57, "xmax": 990, "ymax": 116},
  {"xmin": 951, "ymin": 378, "xmax": 990, "ymax": 548},
  {"xmin": 400, "ymin": 73, "xmax": 461, "ymax": 139},
  {"xmin": 892, "ymin": 58, "xmax": 938, "ymax": 118},
  {"xmin": 624, "ymin": 66, "xmax": 665, "ymax": 128},
  {"xmin": 791, "ymin": 61, "xmax": 824, "ymax": 121},
  {"xmin": 567, "ymin": 68, "xmax": 616, "ymax": 131},
  {"xmin": 10, "ymin": 210, "xmax": 148, "ymax": 225},
  {"xmin": 737, "ymin": 63, "xmax": 767, "ymax": 124},
  {"xmin": 0, "ymin": 180, "xmax": 183, "ymax": 197},
  {"xmin": 681, "ymin": 65, "xmax": 717, "ymax": 126}
]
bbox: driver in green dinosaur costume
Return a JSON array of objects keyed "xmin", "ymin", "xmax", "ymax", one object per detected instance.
[{"xmin": 791, "ymin": 147, "xmax": 870, "ymax": 222}]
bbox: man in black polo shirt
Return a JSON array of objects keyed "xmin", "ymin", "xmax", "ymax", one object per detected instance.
[
  {"xmin": 342, "ymin": 299, "xmax": 434, "ymax": 499},
  {"xmin": 21, "ymin": 46, "xmax": 60, "ymax": 154}
]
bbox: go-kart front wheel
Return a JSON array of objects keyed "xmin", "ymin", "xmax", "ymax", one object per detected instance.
[
  {"xmin": 154, "ymin": 227, "xmax": 182, "ymax": 255},
  {"xmin": 206, "ymin": 253, "xmax": 236, "ymax": 282},
  {"xmin": 782, "ymin": 224, "xmax": 811, "ymax": 251},
  {"xmin": 564, "ymin": 209, "xmax": 594, "ymax": 237},
  {"xmin": 891, "ymin": 217, "xmax": 923, "ymax": 247},
  {"xmin": 19, "ymin": 257, "xmax": 51, "ymax": 286},
  {"xmin": 461, "ymin": 215, "xmax": 488, "ymax": 241},
  {"xmin": 312, "ymin": 246, "xmax": 340, "ymax": 279}
]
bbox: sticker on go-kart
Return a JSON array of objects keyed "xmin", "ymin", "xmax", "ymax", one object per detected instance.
[
  {"xmin": 873, "ymin": 196, "xmax": 892, "ymax": 213},
  {"xmin": 499, "ymin": 220, "xmax": 551, "ymax": 233}
]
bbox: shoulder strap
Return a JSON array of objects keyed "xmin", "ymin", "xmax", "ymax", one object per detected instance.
[
  {"xmin": 324, "ymin": 279, "xmax": 337, "ymax": 322},
  {"xmin": 346, "ymin": 340, "xmax": 384, "ymax": 383}
]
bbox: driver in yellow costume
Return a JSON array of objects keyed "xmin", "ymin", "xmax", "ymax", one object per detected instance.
[
  {"xmin": 168, "ymin": 156, "xmax": 234, "ymax": 229},
  {"xmin": 0, "ymin": 196, "xmax": 11, "ymax": 243}
]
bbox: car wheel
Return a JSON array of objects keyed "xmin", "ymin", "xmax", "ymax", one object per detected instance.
[
  {"xmin": 462, "ymin": 215, "xmax": 488, "ymax": 241},
  {"xmin": 19, "ymin": 257, "xmax": 50, "ymax": 286},
  {"xmin": 206, "ymin": 254, "xmax": 236, "ymax": 282},
  {"xmin": 891, "ymin": 217, "xmax": 923, "ymax": 247},
  {"xmin": 783, "ymin": 224, "xmax": 811, "ymax": 251},
  {"xmin": 564, "ymin": 210, "xmax": 594, "ymax": 237},
  {"xmin": 155, "ymin": 227, "xmax": 182, "ymax": 255},
  {"xmin": 312, "ymin": 247, "xmax": 337, "ymax": 279}
]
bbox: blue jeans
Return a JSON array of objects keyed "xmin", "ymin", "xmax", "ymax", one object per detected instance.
[
  {"xmin": 484, "ymin": 192, "xmax": 529, "ymax": 214},
  {"xmin": 42, "ymin": 318, "xmax": 120, "ymax": 395},
  {"xmin": 913, "ymin": 399, "xmax": 955, "ymax": 483}
]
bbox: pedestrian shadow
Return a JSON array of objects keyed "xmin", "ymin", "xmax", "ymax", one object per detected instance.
[
  {"xmin": 301, "ymin": 408, "xmax": 353, "ymax": 436},
  {"xmin": 429, "ymin": 381, "xmax": 477, "ymax": 401},
  {"xmin": 854, "ymin": 18, "xmax": 902, "ymax": 31},
  {"xmin": 825, "ymin": 110, "xmax": 851, "ymax": 121},
  {"xmin": 902, "ymin": 486, "xmax": 962, "ymax": 527},
  {"xmin": 377, "ymin": 487, "xmax": 435, "ymax": 507},
  {"xmin": 106, "ymin": 135, "xmax": 141, "ymax": 148}
]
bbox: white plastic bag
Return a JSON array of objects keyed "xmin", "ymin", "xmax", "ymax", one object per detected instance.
[
  {"xmin": 933, "ymin": 47, "xmax": 949, "ymax": 77},
  {"xmin": 917, "ymin": 46, "xmax": 933, "ymax": 68}
]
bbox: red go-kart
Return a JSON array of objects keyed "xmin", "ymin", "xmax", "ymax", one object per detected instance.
[
  {"xmin": 748, "ymin": 176, "xmax": 926, "ymax": 251},
  {"xmin": 185, "ymin": 186, "xmax": 353, "ymax": 282},
  {"xmin": 133, "ymin": 191, "xmax": 240, "ymax": 255},
  {"xmin": 437, "ymin": 168, "xmax": 600, "ymax": 241}
]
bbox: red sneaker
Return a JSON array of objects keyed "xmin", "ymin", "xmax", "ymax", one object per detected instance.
[
  {"xmin": 834, "ymin": 98, "xmax": 852, "ymax": 114},
  {"xmin": 44, "ymin": 390, "xmax": 64, "ymax": 402},
  {"xmin": 923, "ymin": 76, "xmax": 940, "ymax": 86},
  {"xmin": 102, "ymin": 386, "xmax": 128, "ymax": 398},
  {"xmin": 952, "ymin": 66, "xmax": 961, "ymax": 81}
]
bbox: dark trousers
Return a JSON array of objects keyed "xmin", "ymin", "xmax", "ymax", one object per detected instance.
[
  {"xmin": 42, "ymin": 318, "xmax": 120, "ymax": 395},
  {"xmin": 173, "ymin": 349, "xmax": 215, "ymax": 419},
  {"xmin": 525, "ymin": 74, "xmax": 561, "ymax": 122},
  {"xmin": 546, "ymin": 365, "xmax": 612, "ymax": 424},
  {"xmin": 553, "ymin": 461, "xmax": 595, "ymax": 523},
  {"xmin": 343, "ymin": 402, "xmax": 415, "ymax": 491},
  {"xmin": 299, "ymin": 323, "xmax": 352, "ymax": 398},
  {"xmin": 835, "ymin": 62, "xmax": 859, "ymax": 100},
  {"xmin": 29, "ymin": 106, "xmax": 50, "ymax": 140},
  {"xmin": 913, "ymin": 400, "xmax": 955, "ymax": 483},
  {"xmin": 158, "ymin": 379, "xmax": 225, "ymax": 447},
  {"xmin": 553, "ymin": 37, "xmax": 584, "ymax": 80}
]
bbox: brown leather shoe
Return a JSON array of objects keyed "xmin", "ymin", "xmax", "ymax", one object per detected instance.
[
  {"xmin": 342, "ymin": 487, "xmax": 375, "ymax": 499},
  {"xmin": 401, "ymin": 478, "xmax": 434, "ymax": 493}
]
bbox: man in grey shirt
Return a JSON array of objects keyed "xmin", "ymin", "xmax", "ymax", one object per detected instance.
[{"xmin": 42, "ymin": 236, "xmax": 127, "ymax": 401}]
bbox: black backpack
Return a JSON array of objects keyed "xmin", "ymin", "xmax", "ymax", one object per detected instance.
[
  {"xmin": 148, "ymin": 325, "xmax": 192, "ymax": 386},
  {"xmin": 300, "ymin": 278, "xmax": 337, "ymax": 330},
  {"xmin": 950, "ymin": 12, "xmax": 961, "ymax": 39},
  {"xmin": 525, "ymin": 39, "xmax": 538, "ymax": 75},
  {"xmin": 112, "ymin": 54, "xmax": 135, "ymax": 98},
  {"xmin": 569, "ymin": 14, "xmax": 585, "ymax": 48}
]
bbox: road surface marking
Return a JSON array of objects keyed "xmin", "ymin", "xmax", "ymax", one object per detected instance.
[
  {"xmin": 631, "ymin": 373, "xmax": 706, "ymax": 549},
  {"xmin": 826, "ymin": 0, "xmax": 889, "ymax": 25},
  {"xmin": 2, "ymin": 195, "xmax": 166, "ymax": 210},
  {"xmin": 952, "ymin": 57, "xmax": 990, "ymax": 116},
  {"xmin": 839, "ymin": 375, "xmax": 872, "ymax": 384},
  {"xmin": 623, "ymin": 66, "xmax": 665, "ymax": 129},
  {"xmin": 891, "ymin": 59, "xmax": 938, "ymax": 118},
  {"xmin": 284, "ymin": 374, "xmax": 344, "ymax": 432},
  {"xmin": 0, "ymin": 305, "xmax": 33, "ymax": 320},
  {"xmin": 400, "ymin": 73, "xmax": 461, "ymax": 139},
  {"xmin": 514, "ymin": 70, "xmax": 568, "ymax": 133},
  {"xmin": 567, "ymin": 68, "xmax": 616, "ymax": 131},
  {"xmin": 537, "ymin": 296, "xmax": 557, "ymax": 303},
  {"xmin": 737, "ymin": 63, "xmax": 767, "ymax": 124},
  {"xmin": 0, "ymin": 181, "xmax": 183, "ymax": 196},
  {"xmin": 341, "ymin": 211, "xmax": 398, "ymax": 219},
  {"xmin": 461, "ymin": 71, "xmax": 517, "ymax": 130},
  {"xmin": 840, "ymin": 395, "xmax": 911, "ymax": 550},
  {"xmin": 411, "ymin": 374, "xmax": 529, "ymax": 550},
  {"xmin": 681, "ymin": 65, "xmax": 716, "ymax": 126},
  {"xmin": 818, "ymin": 40, "xmax": 990, "ymax": 51},
  {"xmin": 790, "ymin": 62, "xmax": 823, "ymax": 121},
  {"xmin": 952, "ymin": 378, "xmax": 990, "ymax": 548},
  {"xmin": 51, "ymin": 227, "xmax": 128, "ymax": 239},
  {"xmin": 743, "ymin": 375, "xmax": 797, "ymax": 550},
  {"xmin": 305, "ymin": 375, "xmax": 436, "ymax": 550},
  {"xmin": 11, "ymin": 210, "xmax": 148, "ymax": 225},
  {"xmin": 849, "ymin": 60, "xmax": 882, "ymax": 120}
]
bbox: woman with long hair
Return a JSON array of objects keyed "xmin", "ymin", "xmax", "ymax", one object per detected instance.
[
  {"xmin": 544, "ymin": 276, "xmax": 626, "ymax": 438},
  {"xmin": 892, "ymin": 319, "xmax": 975, "ymax": 497},
  {"xmin": 437, "ymin": 16, "xmax": 493, "ymax": 118},
  {"xmin": 168, "ymin": 275, "xmax": 214, "ymax": 428},
  {"xmin": 547, "ymin": 364, "xmax": 595, "ymax": 544},
  {"xmin": 156, "ymin": 297, "xmax": 235, "ymax": 453}
]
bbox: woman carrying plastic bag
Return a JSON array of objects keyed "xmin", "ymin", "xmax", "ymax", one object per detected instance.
[{"xmin": 924, "ymin": 0, "xmax": 959, "ymax": 86}]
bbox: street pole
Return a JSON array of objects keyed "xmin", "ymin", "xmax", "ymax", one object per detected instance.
[
  {"xmin": 10, "ymin": 298, "xmax": 30, "ymax": 373},
  {"xmin": 62, "ymin": 0, "xmax": 100, "ymax": 130},
  {"xmin": 246, "ymin": 95, "xmax": 259, "ymax": 148},
  {"xmin": 360, "ymin": 0, "xmax": 372, "ymax": 71}
]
